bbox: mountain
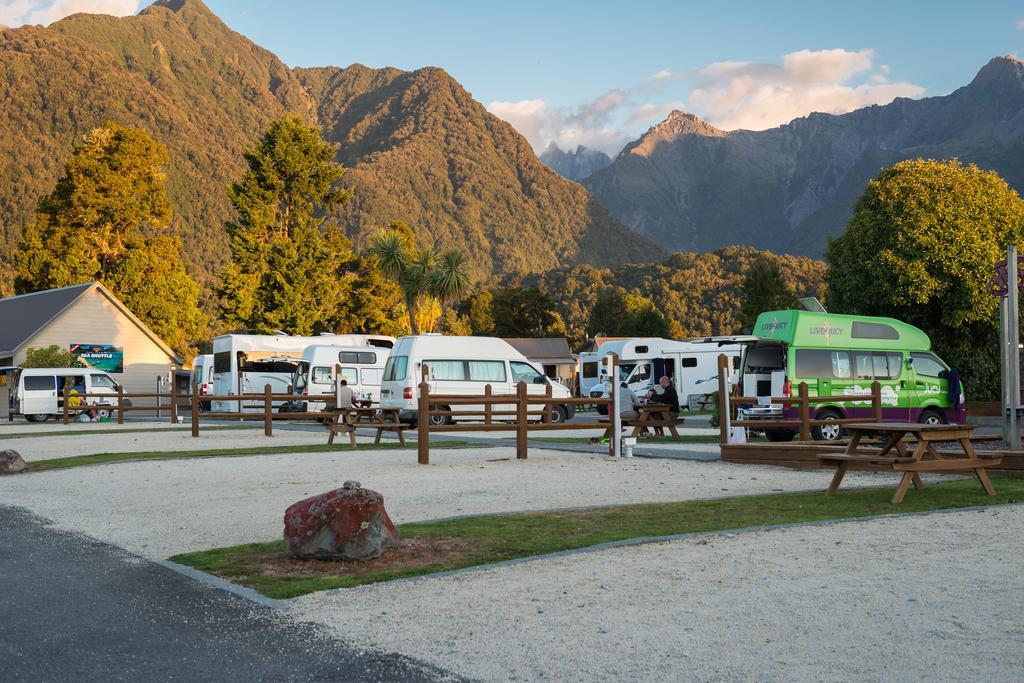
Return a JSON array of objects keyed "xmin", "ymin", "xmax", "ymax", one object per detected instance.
[
  {"xmin": 0, "ymin": 0, "xmax": 662, "ymax": 294},
  {"xmin": 539, "ymin": 143, "xmax": 613, "ymax": 181},
  {"xmin": 584, "ymin": 57, "xmax": 1024, "ymax": 256}
]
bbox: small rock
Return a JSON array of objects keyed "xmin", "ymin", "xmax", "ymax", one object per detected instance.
[{"xmin": 0, "ymin": 449, "xmax": 26, "ymax": 475}]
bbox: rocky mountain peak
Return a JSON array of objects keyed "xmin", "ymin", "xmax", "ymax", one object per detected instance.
[
  {"xmin": 624, "ymin": 110, "xmax": 727, "ymax": 157},
  {"xmin": 967, "ymin": 55, "xmax": 1024, "ymax": 93}
]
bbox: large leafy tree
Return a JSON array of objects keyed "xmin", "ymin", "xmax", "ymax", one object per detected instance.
[
  {"xmin": 22, "ymin": 345, "xmax": 85, "ymax": 368},
  {"xmin": 219, "ymin": 115, "xmax": 356, "ymax": 334},
  {"xmin": 737, "ymin": 255, "xmax": 797, "ymax": 330},
  {"xmin": 587, "ymin": 287, "xmax": 671, "ymax": 338},
  {"xmin": 489, "ymin": 287, "xmax": 566, "ymax": 338},
  {"xmin": 827, "ymin": 159, "xmax": 1024, "ymax": 400},
  {"xmin": 16, "ymin": 122, "xmax": 205, "ymax": 356}
]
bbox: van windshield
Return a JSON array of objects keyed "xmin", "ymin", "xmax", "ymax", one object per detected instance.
[{"xmin": 383, "ymin": 356, "xmax": 408, "ymax": 382}]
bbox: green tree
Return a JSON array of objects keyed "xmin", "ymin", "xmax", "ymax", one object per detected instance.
[
  {"xmin": 587, "ymin": 287, "xmax": 671, "ymax": 338},
  {"xmin": 15, "ymin": 122, "xmax": 204, "ymax": 356},
  {"xmin": 460, "ymin": 290, "xmax": 496, "ymax": 335},
  {"xmin": 737, "ymin": 255, "xmax": 797, "ymax": 330},
  {"xmin": 331, "ymin": 255, "xmax": 409, "ymax": 337},
  {"xmin": 218, "ymin": 115, "xmax": 356, "ymax": 334},
  {"xmin": 827, "ymin": 159, "xmax": 1024, "ymax": 400},
  {"xmin": 368, "ymin": 221, "xmax": 472, "ymax": 335},
  {"xmin": 490, "ymin": 287, "xmax": 562, "ymax": 337},
  {"xmin": 22, "ymin": 345, "xmax": 85, "ymax": 368}
]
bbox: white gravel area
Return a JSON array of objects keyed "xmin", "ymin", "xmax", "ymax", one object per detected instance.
[
  {"xmin": 2, "ymin": 427, "xmax": 361, "ymax": 462},
  {"xmin": 289, "ymin": 505, "xmax": 1024, "ymax": 682},
  {"xmin": 0, "ymin": 448, "xmax": 903, "ymax": 558},
  {"xmin": 0, "ymin": 420, "xmax": 208, "ymax": 435}
]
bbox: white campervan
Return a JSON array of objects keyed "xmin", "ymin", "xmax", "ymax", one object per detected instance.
[
  {"xmin": 211, "ymin": 333, "xmax": 394, "ymax": 412},
  {"xmin": 291, "ymin": 344, "xmax": 390, "ymax": 412},
  {"xmin": 191, "ymin": 353, "xmax": 214, "ymax": 410},
  {"xmin": 380, "ymin": 335, "xmax": 575, "ymax": 426},
  {"xmin": 9, "ymin": 367, "xmax": 121, "ymax": 422},
  {"xmin": 589, "ymin": 337, "xmax": 751, "ymax": 412}
]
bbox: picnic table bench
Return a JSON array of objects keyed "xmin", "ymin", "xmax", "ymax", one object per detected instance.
[
  {"xmin": 602, "ymin": 403, "xmax": 685, "ymax": 439},
  {"xmin": 817, "ymin": 422, "xmax": 1002, "ymax": 504},
  {"xmin": 324, "ymin": 406, "xmax": 409, "ymax": 447}
]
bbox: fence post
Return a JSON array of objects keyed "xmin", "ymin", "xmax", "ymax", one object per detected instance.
[
  {"xmin": 170, "ymin": 382, "xmax": 178, "ymax": 425},
  {"xmin": 798, "ymin": 382, "xmax": 811, "ymax": 442},
  {"xmin": 516, "ymin": 381, "xmax": 528, "ymax": 460},
  {"xmin": 155, "ymin": 376, "xmax": 161, "ymax": 420},
  {"xmin": 417, "ymin": 380, "xmax": 430, "ymax": 465},
  {"xmin": 609, "ymin": 353, "xmax": 620, "ymax": 459},
  {"xmin": 264, "ymin": 384, "xmax": 273, "ymax": 437},
  {"xmin": 544, "ymin": 382, "xmax": 553, "ymax": 423},
  {"xmin": 62, "ymin": 384, "xmax": 69, "ymax": 425},
  {"xmin": 717, "ymin": 354, "xmax": 729, "ymax": 446},
  {"xmin": 117, "ymin": 386, "xmax": 124, "ymax": 425},
  {"xmin": 191, "ymin": 385, "xmax": 200, "ymax": 438},
  {"xmin": 335, "ymin": 363, "xmax": 342, "ymax": 410},
  {"xmin": 871, "ymin": 381, "xmax": 882, "ymax": 422},
  {"xmin": 484, "ymin": 384, "xmax": 492, "ymax": 425}
]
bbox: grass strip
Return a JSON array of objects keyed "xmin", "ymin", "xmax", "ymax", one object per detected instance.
[
  {"xmin": 0, "ymin": 424, "xmax": 260, "ymax": 440},
  {"xmin": 24, "ymin": 441, "xmax": 476, "ymax": 472},
  {"xmin": 170, "ymin": 475, "xmax": 1024, "ymax": 599}
]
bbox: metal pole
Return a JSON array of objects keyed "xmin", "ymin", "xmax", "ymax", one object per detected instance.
[
  {"xmin": 1009, "ymin": 245, "xmax": 1020, "ymax": 449},
  {"xmin": 608, "ymin": 353, "xmax": 621, "ymax": 459},
  {"xmin": 1000, "ymin": 296, "xmax": 1010, "ymax": 441},
  {"xmin": 717, "ymin": 354, "xmax": 729, "ymax": 446}
]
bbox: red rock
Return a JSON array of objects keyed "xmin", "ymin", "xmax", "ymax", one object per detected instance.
[
  {"xmin": 0, "ymin": 449, "xmax": 26, "ymax": 475},
  {"xmin": 283, "ymin": 480, "xmax": 399, "ymax": 561}
]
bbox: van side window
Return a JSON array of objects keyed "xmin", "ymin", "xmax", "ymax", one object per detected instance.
[
  {"xmin": 427, "ymin": 360, "xmax": 467, "ymax": 381},
  {"xmin": 24, "ymin": 375, "xmax": 55, "ymax": 391},
  {"xmin": 213, "ymin": 351, "xmax": 231, "ymax": 373},
  {"xmin": 852, "ymin": 322, "xmax": 899, "ymax": 340},
  {"xmin": 468, "ymin": 361, "xmax": 506, "ymax": 382},
  {"xmin": 340, "ymin": 367, "xmax": 358, "ymax": 384},
  {"xmin": 794, "ymin": 349, "xmax": 851, "ymax": 379},
  {"xmin": 911, "ymin": 353, "xmax": 948, "ymax": 378},
  {"xmin": 382, "ymin": 356, "xmax": 408, "ymax": 381},
  {"xmin": 340, "ymin": 352, "xmax": 377, "ymax": 364},
  {"xmin": 582, "ymin": 362, "xmax": 598, "ymax": 378},
  {"xmin": 312, "ymin": 367, "xmax": 334, "ymax": 384},
  {"xmin": 681, "ymin": 357, "xmax": 697, "ymax": 368},
  {"xmin": 510, "ymin": 361, "xmax": 543, "ymax": 385},
  {"xmin": 90, "ymin": 374, "xmax": 117, "ymax": 389}
]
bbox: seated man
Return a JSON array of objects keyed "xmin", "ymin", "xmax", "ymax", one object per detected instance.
[
  {"xmin": 647, "ymin": 376, "xmax": 679, "ymax": 435},
  {"xmin": 336, "ymin": 378, "xmax": 355, "ymax": 410}
]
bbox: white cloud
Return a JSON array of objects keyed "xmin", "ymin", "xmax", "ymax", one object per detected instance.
[
  {"xmin": 625, "ymin": 101, "xmax": 688, "ymax": 127},
  {"xmin": 1017, "ymin": 18, "xmax": 1024, "ymax": 30},
  {"xmin": 0, "ymin": 0, "xmax": 139, "ymax": 27},
  {"xmin": 488, "ymin": 91, "xmax": 633, "ymax": 156},
  {"xmin": 688, "ymin": 48, "xmax": 924, "ymax": 131}
]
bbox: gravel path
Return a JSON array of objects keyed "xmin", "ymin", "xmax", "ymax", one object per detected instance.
[
  {"xmin": 289, "ymin": 505, "xmax": 1024, "ymax": 682},
  {"xmin": 0, "ymin": 448, "xmax": 902, "ymax": 558}
]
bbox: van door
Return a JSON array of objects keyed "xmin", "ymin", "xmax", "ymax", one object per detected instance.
[
  {"xmin": 909, "ymin": 352, "xmax": 951, "ymax": 421},
  {"xmin": 852, "ymin": 351, "xmax": 908, "ymax": 420},
  {"xmin": 88, "ymin": 373, "xmax": 118, "ymax": 406},
  {"xmin": 22, "ymin": 375, "xmax": 57, "ymax": 415},
  {"xmin": 510, "ymin": 361, "xmax": 548, "ymax": 419}
]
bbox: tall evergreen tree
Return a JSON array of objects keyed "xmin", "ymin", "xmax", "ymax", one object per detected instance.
[
  {"xmin": 218, "ymin": 115, "xmax": 356, "ymax": 334},
  {"xmin": 737, "ymin": 255, "xmax": 796, "ymax": 330},
  {"xmin": 16, "ymin": 122, "xmax": 205, "ymax": 356}
]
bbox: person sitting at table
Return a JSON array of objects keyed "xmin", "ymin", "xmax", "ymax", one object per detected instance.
[
  {"xmin": 618, "ymin": 381, "xmax": 640, "ymax": 420},
  {"xmin": 336, "ymin": 378, "xmax": 355, "ymax": 410},
  {"xmin": 646, "ymin": 376, "xmax": 679, "ymax": 436}
]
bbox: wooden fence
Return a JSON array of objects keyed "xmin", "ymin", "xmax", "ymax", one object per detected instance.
[
  {"xmin": 715, "ymin": 354, "xmax": 882, "ymax": 445},
  {"xmin": 61, "ymin": 385, "xmax": 334, "ymax": 437},
  {"xmin": 415, "ymin": 380, "xmax": 617, "ymax": 465}
]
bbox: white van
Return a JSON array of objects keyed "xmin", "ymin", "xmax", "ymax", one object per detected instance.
[
  {"xmin": 380, "ymin": 335, "xmax": 575, "ymax": 426},
  {"xmin": 589, "ymin": 337, "xmax": 750, "ymax": 412},
  {"xmin": 291, "ymin": 344, "xmax": 390, "ymax": 412},
  {"xmin": 191, "ymin": 354, "xmax": 214, "ymax": 410},
  {"xmin": 9, "ymin": 367, "xmax": 122, "ymax": 422}
]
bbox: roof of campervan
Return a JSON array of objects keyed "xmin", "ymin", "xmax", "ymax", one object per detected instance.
[
  {"xmin": 392, "ymin": 335, "xmax": 528, "ymax": 360},
  {"xmin": 752, "ymin": 310, "xmax": 931, "ymax": 351},
  {"xmin": 213, "ymin": 334, "xmax": 395, "ymax": 353}
]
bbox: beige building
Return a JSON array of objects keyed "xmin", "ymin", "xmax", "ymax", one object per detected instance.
[{"xmin": 1, "ymin": 282, "xmax": 183, "ymax": 414}]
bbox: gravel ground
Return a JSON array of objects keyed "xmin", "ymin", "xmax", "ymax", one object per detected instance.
[
  {"xmin": 289, "ymin": 505, "xmax": 1024, "ymax": 682},
  {"xmin": 0, "ymin": 448, "xmax": 903, "ymax": 558}
]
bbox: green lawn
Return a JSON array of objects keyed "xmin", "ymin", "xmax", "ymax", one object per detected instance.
[
  {"xmin": 25, "ymin": 441, "xmax": 475, "ymax": 472},
  {"xmin": 170, "ymin": 475, "xmax": 1024, "ymax": 599}
]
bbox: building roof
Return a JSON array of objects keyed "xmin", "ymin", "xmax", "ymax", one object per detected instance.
[
  {"xmin": 503, "ymin": 338, "xmax": 575, "ymax": 365},
  {"xmin": 0, "ymin": 282, "xmax": 183, "ymax": 363}
]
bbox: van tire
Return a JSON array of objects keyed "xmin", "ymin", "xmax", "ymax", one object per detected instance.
[
  {"xmin": 25, "ymin": 414, "xmax": 48, "ymax": 423},
  {"xmin": 764, "ymin": 429, "xmax": 796, "ymax": 442},
  {"xmin": 812, "ymin": 409, "xmax": 844, "ymax": 441},
  {"xmin": 918, "ymin": 409, "xmax": 946, "ymax": 426},
  {"xmin": 427, "ymin": 406, "xmax": 452, "ymax": 427},
  {"xmin": 545, "ymin": 406, "xmax": 567, "ymax": 424}
]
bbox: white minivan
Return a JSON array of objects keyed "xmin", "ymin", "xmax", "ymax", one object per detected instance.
[
  {"xmin": 291, "ymin": 344, "xmax": 389, "ymax": 412},
  {"xmin": 380, "ymin": 335, "xmax": 575, "ymax": 426},
  {"xmin": 191, "ymin": 354, "xmax": 214, "ymax": 411},
  {"xmin": 9, "ymin": 367, "xmax": 122, "ymax": 422}
]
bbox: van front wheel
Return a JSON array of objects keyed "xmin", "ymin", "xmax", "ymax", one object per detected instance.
[
  {"xmin": 25, "ymin": 414, "xmax": 49, "ymax": 423},
  {"xmin": 545, "ymin": 406, "xmax": 567, "ymax": 424},
  {"xmin": 812, "ymin": 409, "xmax": 843, "ymax": 441},
  {"xmin": 427, "ymin": 406, "xmax": 452, "ymax": 427},
  {"xmin": 918, "ymin": 409, "xmax": 946, "ymax": 426}
]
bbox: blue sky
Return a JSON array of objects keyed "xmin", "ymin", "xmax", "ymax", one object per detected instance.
[{"xmin": 4, "ymin": 0, "xmax": 1024, "ymax": 153}]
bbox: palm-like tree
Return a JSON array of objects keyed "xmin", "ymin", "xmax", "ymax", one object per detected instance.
[{"xmin": 431, "ymin": 249, "xmax": 472, "ymax": 319}]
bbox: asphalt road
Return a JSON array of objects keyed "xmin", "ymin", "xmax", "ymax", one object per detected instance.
[{"xmin": 0, "ymin": 506, "xmax": 449, "ymax": 682}]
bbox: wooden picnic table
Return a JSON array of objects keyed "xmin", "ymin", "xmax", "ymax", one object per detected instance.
[
  {"xmin": 818, "ymin": 422, "xmax": 1002, "ymax": 504},
  {"xmin": 603, "ymin": 403, "xmax": 684, "ymax": 439},
  {"xmin": 324, "ymin": 406, "xmax": 408, "ymax": 447}
]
